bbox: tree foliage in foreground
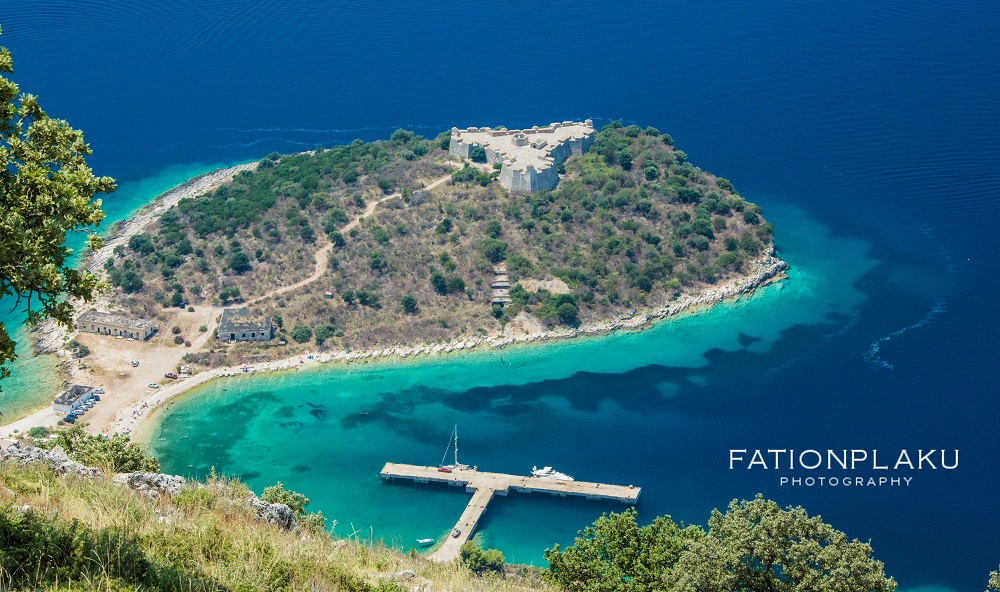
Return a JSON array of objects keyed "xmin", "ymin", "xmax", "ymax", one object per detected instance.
[
  {"xmin": 459, "ymin": 541, "xmax": 505, "ymax": 576},
  {"xmin": 988, "ymin": 565, "xmax": 1000, "ymax": 592},
  {"xmin": 0, "ymin": 26, "xmax": 115, "ymax": 381},
  {"xmin": 35, "ymin": 423, "xmax": 159, "ymax": 473},
  {"xmin": 545, "ymin": 495, "xmax": 897, "ymax": 592}
]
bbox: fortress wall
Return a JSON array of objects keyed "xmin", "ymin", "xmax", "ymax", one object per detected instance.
[
  {"xmin": 453, "ymin": 122, "xmax": 596, "ymax": 192},
  {"xmin": 484, "ymin": 147, "xmax": 502, "ymax": 165},
  {"xmin": 449, "ymin": 137, "xmax": 470, "ymax": 159},
  {"xmin": 499, "ymin": 166, "xmax": 514, "ymax": 189},
  {"xmin": 548, "ymin": 142, "xmax": 572, "ymax": 163},
  {"xmin": 504, "ymin": 165, "xmax": 560, "ymax": 193}
]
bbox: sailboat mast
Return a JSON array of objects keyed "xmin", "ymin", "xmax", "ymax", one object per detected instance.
[{"xmin": 453, "ymin": 425, "xmax": 459, "ymax": 466}]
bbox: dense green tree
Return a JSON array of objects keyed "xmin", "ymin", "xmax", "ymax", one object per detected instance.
[
  {"xmin": 218, "ymin": 286, "xmax": 241, "ymax": 304},
  {"xmin": 430, "ymin": 272, "xmax": 448, "ymax": 295},
  {"xmin": 557, "ymin": 302, "xmax": 578, "ymax": 325},
  {"xmin": 618, "ymin": 148, "xmax": 633, "ymax": 170},
  {"xmin": 545, "ymin": 508, "xmax": 701, "ymax": 592},
  {"xmin": 401, "ymin": 294, "xmax": 417, "ymax": 313},
  {"xmin": 228, "ymin": 251, "xmax": 251, "ymax": 274},
  {"xmin": 356, "ymin": 289, "xmax": 379, "ymax": 307},
  {"xmin": 36, "ymin": 424, "xmax": 158, "ymax": 473},
  {"xmin": 546, "ymin": 498, "xmax": 895, "ymax": 592},
  {"xmin": 0, "ymin": 29, "xmax": 116, "ymax": 380},
  {"xmin": 436, "ymin": 218, "xmax": 453, "ymax": 234},
  {"xmin": 313, "ymin": 324, "xmax": 335, "ymax": 345},
  {"xmin": 446, "ymin": 276, "xmax": 465, "ymax": 294},
  {"xmin": 368, "ymin": 251, "xmax": 388, "ymax": 273},
  {"xmin": 670, "ymin": 495, "xmax": 896, "ymax": 592},
  {"xmin": 290, "ymin": 325, "xmax": 312, "ymax": 343},
  {"xmin": 460, "ymin": 541, "xmax": 505, "ymax": 576},
  {"xmin": 479, "ymin": 238, "xmax": 508, "ymax": 263},
  {"xmin": 469, "ymin": 145, "xmax": 487, "ymax": 163},
  {"xmin": 341, "ymin": 289, "xmax": 356, "ymax": 305},
  {"xmin": 485, "ymin": 219, "xmax": 502, "ymax": 238},
  {"xmin": 127, "ymin": 234, "xmax": 154, "ymax": 255}
]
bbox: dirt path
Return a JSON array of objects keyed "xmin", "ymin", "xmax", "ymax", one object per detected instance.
[
  {"xmin": 1, "ymin": 165, "xmax": 459, "ymax": 439},
  {"xmin": 244, "ymin": 170, "xmax": 456, "ymax": 307}
]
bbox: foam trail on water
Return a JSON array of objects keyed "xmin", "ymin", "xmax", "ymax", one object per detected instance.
[{"xmin": 864, "ymin": 299, "xmax": 947, "ymax": 370}]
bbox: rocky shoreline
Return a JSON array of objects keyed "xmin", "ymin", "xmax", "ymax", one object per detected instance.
[
  {"xmin": 112, "ymin": 250, "xmax": 788, "ymax": 439},
  {"xmin": 293, "ymin": 249, "xmax": 789, "ymax": 363}
]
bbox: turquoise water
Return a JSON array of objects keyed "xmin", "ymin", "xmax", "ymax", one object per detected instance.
[{"xmin": 148, "ymin": 201, "xmax": 878, "ymax": 564}]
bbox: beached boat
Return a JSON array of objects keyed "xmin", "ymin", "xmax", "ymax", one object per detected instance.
[{"xmin": 532, "ymin": 466, "xmax": 574, "ymax": 481}]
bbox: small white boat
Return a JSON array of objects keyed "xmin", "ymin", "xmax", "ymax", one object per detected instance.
[
  {"xmin": 532, "ymin": 466, "xmax": 574, "ymax": 481},
  {"xmin": 417, "ymin": 538, "xmax": 434, "ymax": 546}
]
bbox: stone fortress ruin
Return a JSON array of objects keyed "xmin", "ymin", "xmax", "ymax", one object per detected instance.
[{"xmin": 449, "ymin": 120, "xmax": 596, "ymax": 192}]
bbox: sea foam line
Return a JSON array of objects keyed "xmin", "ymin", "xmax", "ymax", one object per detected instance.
[{"xmin": 863, "ymin": 299, "xmax": 947, "ymax": 370}]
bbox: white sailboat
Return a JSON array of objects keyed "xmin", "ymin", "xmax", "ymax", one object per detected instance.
[{"xmin": 438, "ymin": 425, "xmax": 470, "ymax": 472}]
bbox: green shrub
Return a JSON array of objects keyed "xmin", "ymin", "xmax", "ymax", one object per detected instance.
[
  {"xmin": 291, "ymin": 325, "xmax": 312, "ymax": 343},
  {"xmin": 401, "ymin": 294, "xmax": 418, "ymax": 314},
  {"xmin": 36, "ymin": 424, "xmax": 159, "ymax": 473},
  {"xmin": 478, "ymin": 238, "xmax": 508, "ymax": 263},
  {"xmin": 459, "ymin": 541, "xmax": 505, "ymax": 575}
]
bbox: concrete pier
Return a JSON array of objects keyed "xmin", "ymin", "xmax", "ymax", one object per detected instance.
[{"xmin": 380, "ymin": 463, "xmax": 640, "ymax": 562}]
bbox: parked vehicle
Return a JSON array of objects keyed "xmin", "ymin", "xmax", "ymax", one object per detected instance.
[
  {"xmin": 63, "ymin": 415, "xmax": 76, "ymax": 424},
  {"xmin": 164, "ymin": 372, "xmax": 178, "ymax": 379},
  {"xmin": 131, "ymin": 360, "xmax": 140, "ymax": 367},
  {"xmin": 148, "ymin": 383, "xmax": 160, "ymax": 389}
]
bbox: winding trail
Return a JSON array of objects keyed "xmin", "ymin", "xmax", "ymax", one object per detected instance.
[
  {"xmin": 244, "ymin": 169, "xmax": 457, "ymax": 307},
  {"xmin": 0, "ymin": 164, "xmax": 459, "ymax": 438}
]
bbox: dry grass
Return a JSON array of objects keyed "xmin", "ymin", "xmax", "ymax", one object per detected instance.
[{"xmin": 0, "ymin": 462, "xmax": 549, "ymax": 591}]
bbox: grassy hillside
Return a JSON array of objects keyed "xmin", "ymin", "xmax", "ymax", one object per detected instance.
[
  {"xmin": 101, "ymin": 123, "xmax": 776, "ymax": 356},
  {"xmin": 0, "ymin": 461, "xmax": 542, "ymax": 591}
]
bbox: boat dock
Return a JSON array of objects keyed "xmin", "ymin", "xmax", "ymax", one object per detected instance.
[{"xmin": 380, "ymin": 462, "xmax": 640, "ymax": 562}]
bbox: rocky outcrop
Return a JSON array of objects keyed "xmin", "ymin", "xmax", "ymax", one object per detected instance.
[
  {"xmin": 247, "ymin": 495, "xmax": 296, "ymax": 530},
  {"xmin": 112, "ymin": 472, "xmax": 186, "ymax": 499},
  {"xmin": 0, "ymin": 445, "xmax": 103, "ymax": 480}
]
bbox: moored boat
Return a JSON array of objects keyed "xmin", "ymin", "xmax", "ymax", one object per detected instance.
[{"xmin": 532, "ymin": 466, "xmax": 574, "ymax": 481}]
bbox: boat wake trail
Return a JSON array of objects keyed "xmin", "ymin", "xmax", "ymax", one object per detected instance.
[{"xmin": 863, "ymin": 299, "xmax": 947, "ymax": 370}]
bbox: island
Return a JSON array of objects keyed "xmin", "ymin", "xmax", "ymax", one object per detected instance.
[{"xmin": 8, "ymin": 120, "xmax": 786, "ymax": 436}]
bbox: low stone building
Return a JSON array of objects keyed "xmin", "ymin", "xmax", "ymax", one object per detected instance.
[
  {"xmin": 491, "ymin": 265, "xmax": 512, "ymax": 305},
  {"xmin": 77, "ymin": 310, "xmax": 154, "ymax": 340},
  {"xmin": 218, "ymin": 308, "xmax": 273, "ymax": 342},
  {"xmin": 53, "ymin": 385, "xmax": 95, "ymax": 414},
  {"xmin": 450, "ymin": 120, "xmax": 596, "ymax": 192}
]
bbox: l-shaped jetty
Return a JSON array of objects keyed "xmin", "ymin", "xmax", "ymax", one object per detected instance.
[{"xmin": 380, "ymin": 462, "xmax": 640, "ymax": 562}]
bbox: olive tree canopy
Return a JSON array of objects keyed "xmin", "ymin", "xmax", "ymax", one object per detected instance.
[{"xmin": 0, "ymin": 25, "xmax": 114, "ymax": 380}]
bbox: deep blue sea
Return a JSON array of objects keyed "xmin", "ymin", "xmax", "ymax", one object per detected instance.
[{"xmin": 3, "ymin": 1, "xmax": 999, "ymax": 590}]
